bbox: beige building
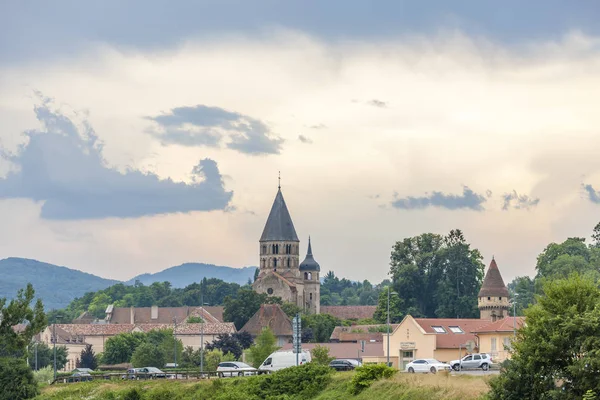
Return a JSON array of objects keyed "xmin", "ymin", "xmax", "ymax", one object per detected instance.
[
  {"xmin": 478, "ymin": 257, "xmax": 510, "ymax": 320},
  {"xmin": 473, "ymin": 316, "xmax": 525, "ymax": 362},
  {"xmin": 41, "ymin": 320, "xmax": 236, "ymax": 372},
  {"xmin": 253, "ymin": 186, "xmax": 321, "ymax": 314}
]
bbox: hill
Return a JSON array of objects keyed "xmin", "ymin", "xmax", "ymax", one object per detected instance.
[
  {"xmin": 127, "ymin": 263, "xmax": 257, "ymax": 287},
  {"xmin": 0, "ymin": 258, "xmax": 118, "ymax": 311}
]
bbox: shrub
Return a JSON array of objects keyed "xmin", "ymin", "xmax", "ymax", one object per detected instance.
[
  {"xmin": 122, "ymin": 387, "xmax": 143, "ymax": 400},
  {"xmin": 248, "ymin": 363, "xmax": 332, "ymax": 398},
  {"xmin": 131, "ymin": 342, "xmax": 166, "ymax": 368},
  {"xmin": 33, "ymin": 366, "xmax": 54, "ymax": 384},
  {"xmin": 311, "ymin": 345, "xmax": 334, "ymax": 366},
  {"xmin": 350, "ymin": 363, "xmax": 397, "ymax": 394},
  {"xmin": 0, "ymin": 357, "xmax": 39, "ymax": 400}
]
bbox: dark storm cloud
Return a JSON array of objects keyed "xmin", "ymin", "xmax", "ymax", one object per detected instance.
[
  {"xmin": 502, "ymin": 191, "xmax": 540, "ymax": 210},
  {"xmin": 0, "ymin": 97, "xmax": 233, "ymax": 220},
  {"xmin": 584, "ymin": 184, "xmax": 600, "ymax": 204},
  {"xmin": 392, "ymin": 186, "xmax": 487, "ymax": 211},
  {"xmin": 2, "ymin": 1, "xmax": 599, "ymax": 65},
  {"xmin": 147, "ymin": 105, "xmax": 283, "ymax": 155}
]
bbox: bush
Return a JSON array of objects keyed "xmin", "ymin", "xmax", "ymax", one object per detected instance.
[
  {"xmin": 311, "ymin": 345, "xmax": 334, "ymax": 366},
  {"xmin": 350, "ymin": 363, "xmax": 397, "ymax": 394},
  {"xmin": 248, "ymin": 363, "xmax": 332, "ymax": 398},
  {"xmin": 131, "ymin": 342, "xmax": 166, "ymax": 368},
  {"xmin": 33, "ymin": 366, "xmax": 54, "ymax": 384},
  {"xmin": 0, "ymin": 357, "xmax": 39, "ymax": 400},
  {"xmin": 122, "ymin": 387, "xmax": 143, "ymax": 400}
]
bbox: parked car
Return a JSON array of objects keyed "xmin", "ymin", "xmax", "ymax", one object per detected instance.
[
  {"xmin": 449, "ymin": 353, "xmax": 493, "ymax": 371},
  {"xmin": 405, "ymin": 359, "xmax": 451, "ymax": 374},
  {"xmin": 329, "ymin": 359, "xmax": 356, "ymax": 371},
  {"xmin": 122, "ymin": 367, "xmax": 167, "ymax": 379},
  {"xmin": 70, "ymin": 372, "xmax": 93, "ymax": 382},
  {"xmin": 258, "ymin": 350, "xmax": 312, "ymax": 373},
  {"xmin": 217, "ymin": 362, "xmax": 257, "ymax": 377}
]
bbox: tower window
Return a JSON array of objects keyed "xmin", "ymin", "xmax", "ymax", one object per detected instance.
[
  {"xmin": 287, "ymin": 258, "xmax": 290, "ymax": 267},
  {"xmin": 261, "ymin": 260, "xmax": 265, "ymax": 268},
  {"xmin": 304, "ymin": 272, "xmax": 308, "ymax": 280},
  {"xmin": 488, "ymin": 297, "xmax": 491, "ymax": 301},
  {"xmin": 267, "ymin": 288, "xmax": 273, "ymax": 295},
  {"xmin": 262, "ymin": 245, "xmax": 266, "ymax": 254},
  {"xmin": 310, "ymin": 293, "xmax": 313, "ymax": 301},
  {"xmin": 308, "ymin": 272, "xmax": 312, "ymax": 280},
  {"xmin": 499, "ymin": 297, "xmax": 502, "ymax": 300}
]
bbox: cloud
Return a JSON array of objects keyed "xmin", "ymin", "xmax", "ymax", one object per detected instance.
[
  {"xmin": 583, "ymin": 184, "xmax": 600, "ymax": 204},
  {"xmin": 0, "ymin": 97, "xmax": 233, "ymax": 220},
  {"xmin": 147, "ymin": 105, "xmax": 283, "ymax": 155},
  {"xmin": 367, "ymin": 99, "xmax": 387, "ymax": 108},
  {"xmin": 392, "ymin": 186, "xmax": 487, "ymax": 211},
  {"xmin": 309, "ymin": 124, "xmax": 327, "ymax": 130},
  {"xmin": 298, "ymin": 135, "xmax": 312, "ymax": 144},
  {"xmin": 502, "ymin": 191, "xmax": 540, "ymax": 210}
]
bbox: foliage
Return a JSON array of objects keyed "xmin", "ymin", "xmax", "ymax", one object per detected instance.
[
  {"xmin": 487, "ymin": 274, "xmax": 600, "ymax": 399},
  {"xmin": 186, "ymin": 316, "xmax": 204, "ymax": 323},
  {"xmin": 320, "ymin": 272, "xmax": 382, "ymax": 306},
  {"xmin": 33, "ymin": 366, "xmax": 54, "ymax": 384},
  {"xmin": 311, "ymin": 345, "xmax": 334, "ymax": 366},
  {"xmin": 102, "ymin": 329, "xmax": 182, "ymax": 366},
  {"xmin": 0, "ymin": 357, "xmax": 39, "ymax": 400},
  {"xmin": 28, "ymin": 342, "xmax": 68, "ymax": 370},
  {"xmin": 350, "ymin": 363, "xmax": 397, "ymax": 394},
  {"xmin": 232, "ymin": 331, "xmax": 253, "ymax": 350},
  {"xmin": 383, "ymin": 230, "xmax": 484, "ymax": 319},
  {"xmin": 78, "ymin": 344, "xmax": 98, "ymax": 370},
  {"xmin": 204, "ymin": 348, "xmax": 236, "ymax": 371},
  {"xmin": 131, "ymin": 342, "xmax": 167, "ymax": 368},
  {"xmin": 281, "ymin": 302, "xmax": 302, "ymax": 318},
  {"xmin": 0, "ymin": 283, "xmax": 47, "ymax": 357},
  {"xmin": 302, "ymin": 313, "xmax": 341, "ymax": 343},
  {"xmin": 247, "ymin": 328, "xmax": 279, "ymax": 368},
  {"xmin": 205, "ymin": 334, "xmax": 243, "ymax": 359},
  {"xmin": 373, "ymin": 287, "xmax": 403, "ymax": 324},
  {"xmin": 223, "ymin": 289, "xmax": 281, "ymax": 330},
  {"xmin": 180, "ymin": 346, "xmax": 203, "ymax": 368},
  {"xmin": 507, "ymin": 276, "xmax": 535, "ymax": 316}
]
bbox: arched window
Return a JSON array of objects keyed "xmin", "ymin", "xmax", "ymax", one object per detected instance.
[
  {"xmin": 287, "ymin": 258, "xmax": 290, "ymax": 267},
  {"xmin": 274, "ymin": 258, "xmax": 278, "ymax": 268},
  {"xmin": 262, "ymin": 245, "xmax": 266, "ymax": 254},
  {"xmin": 261, "ymin": 259, "xmax": 265, "ymax": 268},
  {"xmin": 304, "ymin": 272, "xmax": 308, "ymax": 280},
  {"xmin": 275, "ymin": 244, "xmax": 279, "ymax": 254},
  {"xmin": 310, "ymin": 293, "xmax": 313, "ymax": 301},
  {"xmin": 308, "ymin": 272, "xmax": 312, "ymax": 280}
]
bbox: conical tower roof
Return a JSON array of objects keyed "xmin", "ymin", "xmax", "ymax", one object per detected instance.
[
  {"xmin": 300, "ymin": 237, "xmax": 320, "ymax": 271},
  {"xmin": 260, "ymin": 188, "xmax": 299, "ymax": 242},
  {"xmin": 478, "ymin": 258, "xmax": 509, "ymax": 298}
]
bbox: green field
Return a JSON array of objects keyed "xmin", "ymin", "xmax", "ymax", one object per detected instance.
[{"xmin": 36, "ymin": 372, "xmax": 490, "ymax": 400}]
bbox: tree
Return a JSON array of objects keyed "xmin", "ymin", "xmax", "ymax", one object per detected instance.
[
  {"xmin": 592, "ymin": 222, "xmax": 600, "ymax": 248},
  {"xmin": 253, "ymin": 268, "xmax": 259, "ymax": 282},
  {"xmin": 204, "ymin": 348, "xmax": 236, "ymax": 371},
  {"xmin": 27, "ymin": 343, "xmax": 68, "ymax": 370},
  {"xmin": 181, "ymin": 346, "xmax": 203, "ymax": 368},
  {"xmin": 223, "ymin": 289, "xmax": 281, "ymax": 330},
  {"xmin": 0, "ymin": 283, "xmax": 47, "ymax": 358},
  {"xmin": 247, "ymin": 328, "xmax": 279, "ymax": 368},
  {"xmin": 102, "ymin": 332, "xmax": 146, "ymax": 364},
  {"xmin": 281, "ymin": 302, "xmax": 302, "ymax": 318},
  {"xmin": 131, "ymin": 342, "xmax": 166, "ymax": 368},
  {"xmin": 311, "ymin": 345, "xmax": 334, "ymax": 366},
  {"xmin": 488, "ymin": 274, "xmax": 600, "ymax": 399},
  {"xmin": 187, "ymin": 316, "xmax": 204, "ymax": 323},
  {"xmin": 232, "ymin": 332, "xmax": 253, "ymax": 350},
  {"xmin": 78, "ymin": 344, "xmax": 98, "ymax": 370},
  {"xmin": 507, "ymin": 276, "xmax": 535, "ymax": 316},
  {"xmin": 302, "ymin": 314, "xmax": 341, "ymax": 343},
  {"xmin": 205, "ymin": 334, "xmax": 243, "ymax": 359},
  {"xmin": 373, "ymin": 288, "xmax": 403, "ymax": 324},
  {"xmin": 0, "ymin": 357, "xmax": 39, "ymax": 400}
]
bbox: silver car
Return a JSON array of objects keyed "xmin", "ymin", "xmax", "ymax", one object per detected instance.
[
  {"xmin": 217, "ymin": 362, "xmax": 257, "ymax": 377},
  {"xmin": 449, "ymin": 353, "xmax": 493, "ymax": 371}
]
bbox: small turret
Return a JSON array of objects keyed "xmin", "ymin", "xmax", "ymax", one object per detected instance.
[{"xmin": 478, "ymin": 257, "xmax": 510, "ymax": 321}]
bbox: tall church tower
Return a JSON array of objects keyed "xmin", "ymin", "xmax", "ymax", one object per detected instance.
[
  {"xmin": 300, "ymin": 237, "xmax": 321, "ymax": 314},
  {"xmin": 478, "ymin": 257, "xmax": 510, "ymax": 321}
]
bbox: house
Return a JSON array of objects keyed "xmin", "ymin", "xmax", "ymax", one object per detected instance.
[
  {"xmin": 472, "ymin": 316, "xmax": 525, "ymax": 362},
  {"xmin": 320, "ymin": 306, "xmax": 377, "ymax": 321},
  {"xmin": 383, "ymin": 315, "xmax": 490, "ymax": 369},
  {"xmin": 240, "ymin": 304, "xmax": 293, "ymax": 346},
  {"xmin": 40, "ymin": 321, "xmax": 236, "ymax": 372},
  {"xmin": 103, "ymin": 305, "xmax": 224, "ymax": 324},
  {"xmin": 330, "ymin": 324, "xmax": 398, "ymax": 343}
]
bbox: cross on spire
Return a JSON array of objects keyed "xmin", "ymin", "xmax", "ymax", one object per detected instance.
[{"xmin": 278, "ymin": 171, "xmax": 281, "ymax": 190}]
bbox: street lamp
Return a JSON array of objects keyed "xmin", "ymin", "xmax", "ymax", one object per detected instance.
[
  {"xmin": 387, "ymin": 287, "xmax": 398, "ymax": 367},
  {"xmin": 173, "ymin": 317, "xmax": 178, "ymax": 370}
]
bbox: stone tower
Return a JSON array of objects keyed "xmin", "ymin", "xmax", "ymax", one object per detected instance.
[
  {"xmin": 299, "ymin": 237, "xmax": 321, "ymax": 314},
  {"xmin": 478, "ymin": 257, "xmax": 510, "ymax": 321},
  {"xmin": 253, "ymin": 186, "xmax": 304, "ymax": 309}
]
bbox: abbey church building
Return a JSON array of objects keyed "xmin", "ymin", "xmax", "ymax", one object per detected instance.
[{"xmin": 253, "ymin": 186, "xmax": 321, "ymax": 314}]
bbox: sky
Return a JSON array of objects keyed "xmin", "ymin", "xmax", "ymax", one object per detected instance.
[{"xmin": 1, "ymin": 1, "xmax": 600, "ymax": 284}]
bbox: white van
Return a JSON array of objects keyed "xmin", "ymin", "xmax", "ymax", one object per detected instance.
[{"xmin": 258, "ymin": 350, "xmax": 312, "ymax": 373}]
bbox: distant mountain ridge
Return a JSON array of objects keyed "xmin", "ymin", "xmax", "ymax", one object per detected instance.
[{"xmin": 0, "ymin": 257, "xmax": 257, "ymax": 310}]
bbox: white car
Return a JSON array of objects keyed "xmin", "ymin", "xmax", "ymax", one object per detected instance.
[
  {"xmin": 405, "ymin": 359, "xmax": 451, "ymax": 374},
  {"xmin": 217, "ymin": 361, "xmax": 257, "ymax": 377}
]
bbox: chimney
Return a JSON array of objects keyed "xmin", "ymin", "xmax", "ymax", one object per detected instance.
[
  {"xmin": 151, "ymin": 305, "xmax": 159, "ymax": 320},
  {"xmin": 130, "ymin": 307, "xmax": 135, "ymax": 324}
]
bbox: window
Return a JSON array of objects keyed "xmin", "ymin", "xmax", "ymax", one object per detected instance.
[
  {"xmin": 432, "ymin": 326, "xmax": 446, "ymax": 333},
  {"xmin": 499, "ymin": 297, "xmax": 502, "ymax": 300},
  {"xmin": 263, "ymin": 358, "xmax": 272, "ymax": 366},
  {"xmin": 287, "ymin": 258, "xmax": 290, "ymax": 267},
  {"xmin": 463, "ymin": 355, "xmax": 472, "ymax": 361},
  {"xmin": 491, "ymin": 338, "xmax": 497, "ymax": 351},
  {"xmin": 307, "ymin": 272, "xmax": 312, "ymax": 280},
  {"xmin": 267, "ymin": 288, "xmax": 274, "ymax": 295},
  {"xmin": 304, "ymin": 272, "xmax": 308, "ymax": 280},
  {"xmin": 503, "ymin": 337, "xmax": 511, "ymax": 349},
  {"xmin": 310, "ymin": 293, "xmax": 313, "ymax": 301},
  {"xmin": 488, "ymin": 297, "xmax": 491, "ymax": 300},
  {"xmin": 413, "ymin": 360, "xmax": 426, "ymax": 364},
  {"xmin": 474, "ymin": 355, "xmax": 481, "ymax": 360},
  {"xmin": 449, "ymin": 326, "xmax": 463, "ymax": 333},
  {"xmin": 262, "ymin": 245, "xmax": 266, "ymax": 254}
]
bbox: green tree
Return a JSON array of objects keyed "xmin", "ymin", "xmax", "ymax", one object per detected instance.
[
  {"xmin": 0, "ymin": 357, "xmax": 39, "ymax": 400},
  {"xmin": 87, "ymin": 293, "xmax": 112, "ymax": 319},
  {"xmin": 223, "ymin": 289, "xmax": 281, "ymax": 330},
  {"xmin": 302, "ymin": 313, "xmax": 341, "ymax": 343},
  {"xmin": 507, "ymin": 276, "xmax": 535, "ymax": 316},
  {"xmin": 102, "ymin": 332, "xmax": 146, "ymax": 364},
  {"xmin": 27, "ymin": 342, "xmax": 68, "ymax": 370},
  {"xmin": 311, "ymin": 345, "xmax": 334, "ymax": 366},
  {"xmin": 281, "ymin": 302, "xmax": 302, "ymax": 318},
  {"xmin": 488, "ymin": 274, "xmax": 600, "ymax": 399},
  {"xmin": 186, "ymin": 316, "xmax": 204, "ymax": 323},
  {"xmin": 247, "ymin": 328, "xmax": 279, "ymax": 368},
  {"xmin": 180, "ymin": 346, "xmax": 203, "ymax": 368},
  {"xmin": 78, "ymin": 344, "xmax": 98, "ymax": 370},
  {"xmin": 131, "ymin": 342, "xmax": 166, "ymax": 368},
  {"xmin": 373, "ymin": 287, "xmax": 403, "ymax": 324},
  {"xmin": 205, "ymin": 334, "xmax": 243, "ymax": 359},
  {"xmin": 592, "ymin": 222, "xmax": 600, "ymax": 248},
  {"xmin": 204, "ymin": 348, "xmax": 236, "ymax": 371}
]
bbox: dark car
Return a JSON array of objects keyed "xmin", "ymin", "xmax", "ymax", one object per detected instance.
[{"xmin": 329, "ymin": 359, "xmax": 356, "ymax": 371}]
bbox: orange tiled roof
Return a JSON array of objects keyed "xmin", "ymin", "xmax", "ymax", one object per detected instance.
[
  {"xmin": 55, "ymin": 322, "xmax": 235, "ymax": 336},
  {"xmin": 280, "ymin": 342, "xmax": 383, "ymax": 358},
  {"xmin": 320, "ymin": 306, "xmax": 377, "ymax": 320},
  {"xmin": 471, "ymin": 317, "xmax": 525, "ymax": 333},
  {"xmin": 414, "ymin": 318, "xmax": 490, "ymax": 349},
  {"xmin": 330, "ymin": 324, "xmax": 398, "ymax": 342}
]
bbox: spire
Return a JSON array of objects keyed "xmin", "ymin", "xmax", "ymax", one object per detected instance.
[
  {"xmin": 478, "ymin": 258, "xmax": 509, "ymax": 298},
  {"xmin": 260, "ymin": 188, "xmax": 299, "ymax": 242},
  {"xmin": 278, "ymin": 171, "xmax": 281, "ymax": 190},
  {"xmin": 300, "ymin": 236, "xmax": 320, "ymax": 272}
]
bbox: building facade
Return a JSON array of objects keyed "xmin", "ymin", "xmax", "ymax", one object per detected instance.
[{"xmin": 253, "ymin": 186, "xmax": 321, "ymax": 313}]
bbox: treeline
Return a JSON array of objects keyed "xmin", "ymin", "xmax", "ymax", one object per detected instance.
[{"xmin": 48, "ymin": 273, "xmax": 386, "ymax": 324}]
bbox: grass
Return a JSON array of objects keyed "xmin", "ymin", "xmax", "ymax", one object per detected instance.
[{"xmin": 36, "ymin": 371, "xmax": 491, "ymax": 400}]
